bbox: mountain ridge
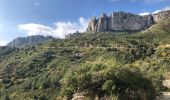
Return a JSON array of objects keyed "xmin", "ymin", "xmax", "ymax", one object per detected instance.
[
  {"xmin": 87, "ymin": 10, "xmax": 170, "ymax": 32},
  {"xmin": 0, "ymin": 17, "xmax": 170, "ymax": 100},
  {"xmin": 6, "ymin": 10, "xmax": 170, "ymax": 48},
  {"xmin": 7, "ymin": 35, "xmax": 56, "ymax": 47}
]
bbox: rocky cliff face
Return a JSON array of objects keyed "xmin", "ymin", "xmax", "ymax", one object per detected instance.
[
  {"xmin": 87, "ymin": 10, "xmax": 170, "ymax": 32},
  {"xmin": 153, "ymin": 10, "xmax": 170, "ymax": 22},
  {"xmin": 7, "ymin": 35, "xmax": 55, "ymax": 47}
]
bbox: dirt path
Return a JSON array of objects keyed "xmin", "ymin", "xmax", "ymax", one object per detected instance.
[
  {"xmin": 161, "ymin": 92, "xmax": 170, "ymax": 100},
  {"xmin": 160, "ymin": 73, "xmax": 170, "ymax": 100},
  {"xmin": 158, "ymin": 44, "xmax": 170, "ymax": 49}
]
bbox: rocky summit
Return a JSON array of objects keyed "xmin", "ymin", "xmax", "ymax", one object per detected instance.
[{"xmin": 87, "ymin": 10, "xmax": 170, "ymax": 32}]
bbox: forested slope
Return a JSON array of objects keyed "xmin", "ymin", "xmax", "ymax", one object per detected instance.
[{"xmin": 0, "ymin": 18, "xmax": 170, "ymax": 100}]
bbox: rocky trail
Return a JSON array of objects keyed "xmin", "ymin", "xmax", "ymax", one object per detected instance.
[
  {"xmin": 162, "ymin": 92, "xmax": 170, "ymax": 100},
  {"xmin": 159, "ymin": 73, "xmax": 170, "ymax": 100}
]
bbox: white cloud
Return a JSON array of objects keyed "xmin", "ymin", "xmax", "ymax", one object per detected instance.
[
  {"xmin": 18, "ymin": 17, "xmax": 89, "ymax": 39},
  {"xmin": 18, "ymin": 23, "xmax": 53, "ymax": 36},
  {"xmin": 139, "ymin": 6, "xmax": 170, "ymax": 15},
  {"xmin": 34, "ymin": 1, "xmax": 40, "ymax": 6},
  {"xmin": 152, "ymin": 6, "xmax": 170, "ymax": 14},
  {"xmin": 0, "ymin": 41, "xmax": 7, "ymax": 46},
  {"xmin": 139, "ymin": 12, "xmax": 150, "ymax": 16}
]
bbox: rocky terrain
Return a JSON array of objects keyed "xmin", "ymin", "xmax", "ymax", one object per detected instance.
[
  {"xmin": 87, "ymin": 10, "xmax": 170, "ymax": 32},
  {"xmin": 153, "ymin": 10, "xmax": 170, "ymax": 22},
  {"xmin": 7, "ymin": 35, "xmax": 55, "ymax": 47}
]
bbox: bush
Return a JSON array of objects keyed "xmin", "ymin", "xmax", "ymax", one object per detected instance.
[{"xmin": 60, "ymin": 64, "xmax": 156, "ymax": 100}]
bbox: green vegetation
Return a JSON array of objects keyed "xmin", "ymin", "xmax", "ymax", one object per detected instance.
[{"xmin": 0, "ymin": 18, "xmax": 170, "ymax": 100}]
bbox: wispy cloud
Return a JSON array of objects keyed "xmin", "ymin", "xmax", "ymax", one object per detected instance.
[
  {"xmin": 152, "ymin": 6, "xmax": 170, "ymax": 14},
  {"xmin": 0, "ymin": 41, "xmax": 7, "ymax": 46},
  {"xmin": 139, "ymin": 6, "xmax": 170, "ymax": 15},
  {"xmin": 18, "ymin": 17, "xmax": 89, "ymax": 39},
  {"xmin": 139, "ymin": 12, "xmax": 150, "ymax": 16}
]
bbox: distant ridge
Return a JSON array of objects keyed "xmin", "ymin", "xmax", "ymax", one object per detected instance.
[{"xmin": 7, "ymin": 35, "xmax": 55, "ymax": 47}]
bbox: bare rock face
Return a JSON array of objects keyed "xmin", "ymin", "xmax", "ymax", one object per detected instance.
[
  {"xmin": 87, "ymin": 10, "xmax": 170, "ymax": 32},
  {"xmin": 153, "ymin": 10, "xmax": 170, "ymax": 22},
  {"xmin": 87, "ymin": 17, "xmax": 97, "ymax": 32},
  {"xmin": 109, "ymin": 12, "xmax": 153, "ymax": 31},
  {"xmin": 97, "ymin": 13, "xmax": 110, "ymax": 32},
  {"xmin": 72, "ymin": 93, "xmax": 87, "ymax": 100}
]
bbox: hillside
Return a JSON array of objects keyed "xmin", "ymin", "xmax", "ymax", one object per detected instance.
[{"xmin": 0, "ymin": 17, "xmax": 170, "ymax": 100}]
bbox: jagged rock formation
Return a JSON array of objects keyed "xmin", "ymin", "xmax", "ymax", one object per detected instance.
[
  {"xmin": 7, "ymin": 35, "xmax": 55, "ymax": 47},
  {"xmin": 87, "ymin": 10, "xmax": 170, "ymax": 32}
]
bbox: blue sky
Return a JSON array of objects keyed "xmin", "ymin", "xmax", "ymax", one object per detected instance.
[{"xmin": 0, "ymin": 0, "xmax": 170, "ymax": 46}]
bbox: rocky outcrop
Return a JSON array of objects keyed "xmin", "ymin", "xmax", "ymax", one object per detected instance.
[
  {"xmin": 7, "ymin": 35, "xmax": 55, "ymax": 47},
  {"xmin": 72, "ymin": 93, "xmax": 87, "ymax": 100},
  {"xmin": 71, "ymin": 93, "xmax": 104, "ymax": 100},
  {"xmin": 153, "ymin": 10, "xmax": 170, "ymax": 22},
  {"xmin": 87, "ymin": 10, "xmax": 170, "ymax": 32}
]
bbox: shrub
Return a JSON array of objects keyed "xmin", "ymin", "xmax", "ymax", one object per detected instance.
[{"xmin": 60, "ymin": 64, "xmax": 156, "ymax": 100}]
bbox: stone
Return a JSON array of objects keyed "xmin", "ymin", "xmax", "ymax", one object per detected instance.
[
  {"xmin": 87, "ymin": 16, "xmax": 97, "ymax": 32},
  {"xmin": 72, "ymin": 93, "xmax": 87, "ymax": 100},
  {"xmin": 144, "ymin": 14, "xmax": 154, "ymax": 28},
  {"xmin": 153, "ymin": 10, "xmax": 170, "ymax": 22},
  {"xmin": 97, "ymin": 13, "xmax": 110, "ymax": 32},
  {"xmin": 109, "ymin": 12, "xmax": 149, "ymax": 31},
  {"xmin": 87, "ymin": 10, "xmax": 170, "ymax": 32}
]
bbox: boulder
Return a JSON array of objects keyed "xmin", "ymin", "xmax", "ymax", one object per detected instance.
[{"xmin": 72, "ymin": 93, "xmax": 87, "ymax": 100}]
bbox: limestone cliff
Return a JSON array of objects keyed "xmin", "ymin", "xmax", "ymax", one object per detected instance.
[
  {"xmin": 87, "ymin": 10, "xmax": 170, "ymax": 32},
  {"xmin": 153, "ymin": 10, "xmax": 170, "ymax": 22}
]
